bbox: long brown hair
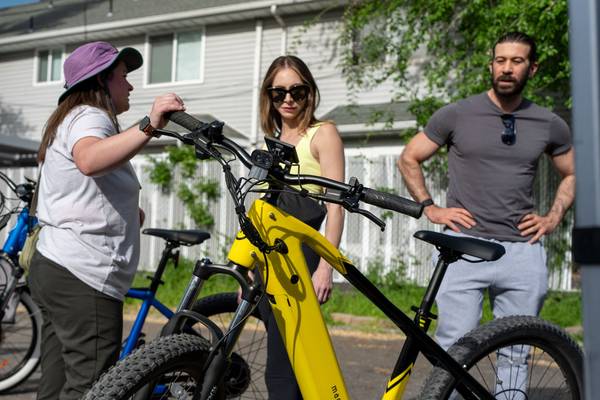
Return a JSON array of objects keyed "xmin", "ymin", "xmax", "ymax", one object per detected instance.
[
  {"xmin": 259, "ymin": 55, "xmax": 320, "ymax": 137},
  {"xmin": 38, "ymin": 70, "xmax": 119, "ymax": 163}
]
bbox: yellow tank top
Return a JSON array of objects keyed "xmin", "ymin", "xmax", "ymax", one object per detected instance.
[{"xmin": 289, "ymin": 123, "xmax": 324, "ymax": 193}]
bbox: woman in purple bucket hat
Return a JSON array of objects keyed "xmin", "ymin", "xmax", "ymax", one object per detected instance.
[{"xmin": 27, "ymin": 41, "xmax": 185, "ymax": 400}]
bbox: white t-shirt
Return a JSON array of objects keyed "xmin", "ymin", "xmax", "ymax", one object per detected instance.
[{"xmin": 37, "ymin": 105, "xmax": 141, "ymax": 300}]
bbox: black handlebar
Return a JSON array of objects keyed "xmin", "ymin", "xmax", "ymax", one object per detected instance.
[
  {"xmin": 361, "ymin": 188, "xmax": 423, "ymax": 219},
  {"xmin": 169, "ymin": 111, "xmax": 204, "ymax": 132},
  {"xmin": 0, "ymin": 171, "xmax": 34, "ymax": 204},
  {"xmin": 166, "ymin": 112, "xmax": 423, "ymax": 219}
]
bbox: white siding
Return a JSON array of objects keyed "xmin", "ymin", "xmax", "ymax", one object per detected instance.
[
  {"xmin": 0, "ymin": 11, "xmax": 405, "ymax": 141},
  {"xmin": 0, "ymin": 50, "xmax": 62, "ymax": 140},
  {"xmin": 112, "ymin": 24, "xmax": 257, "ymax": 136}
]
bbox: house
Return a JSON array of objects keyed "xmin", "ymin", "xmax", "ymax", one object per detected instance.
[{"xmin": 0, "ymin": 0, "xmax": 573, "ymax": 289}]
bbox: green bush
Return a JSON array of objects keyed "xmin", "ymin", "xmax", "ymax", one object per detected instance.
[{"xmin": 127, "ymin": 257, "xmax": 582, "ymax": 331}]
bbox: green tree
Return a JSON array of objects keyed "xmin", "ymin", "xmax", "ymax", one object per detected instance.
[
  {"xmin": 146, "ymin": 144, "xmax": 220, "ymax": 228},
  {"xmin": 340, "ymin": 0, "xmax": 570, "ymax": 125},
  {"xmin": 340, "ymin": 0, "xmax": 573, "ymax": 278}
]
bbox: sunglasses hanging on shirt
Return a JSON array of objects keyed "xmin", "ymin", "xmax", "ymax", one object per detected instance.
[
  {"xmin": 500, "ymin": 114, "xmax": 516, "ymax": 145},
  {"xmin": 267, "ymin": 84, "xmax": 310, "ymax": 105}
]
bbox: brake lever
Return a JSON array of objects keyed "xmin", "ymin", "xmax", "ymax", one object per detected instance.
[
  {"xmin": 353, "ymin": 208, "xmax": 386, "ymax": 231},
  {"xmin": 320, "ymin": 190, "xmax": 387, "ymax": 231},
  {"xmin": 153, "ymin": 128, "xmax": 194, "ymax": 145}
]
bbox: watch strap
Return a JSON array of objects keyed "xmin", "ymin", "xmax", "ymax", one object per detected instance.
[
  {"xmin": 140, "ymin": 116, "xmax": 158, "ymax": 138},
  {"xmin": 421, "ymin": 198, "xmax": 434, "ymax": 207}
]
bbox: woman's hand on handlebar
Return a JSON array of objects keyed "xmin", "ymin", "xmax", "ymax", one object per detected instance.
[
  {"xmin": 312, "ymin": 260, "xmax": 333, "ymax": 304},
  {"xmin": 149, "ymin": 94, "xmax": 186, "ymax": 129}
]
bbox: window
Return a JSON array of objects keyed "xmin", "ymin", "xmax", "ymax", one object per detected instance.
[
  {"xmin": 36, "ymin": 48, "xmax": 63, "ymax": 83},
  {"xmin": 148, "ymin": 30, "xmax": 204, "ymax": 84}
]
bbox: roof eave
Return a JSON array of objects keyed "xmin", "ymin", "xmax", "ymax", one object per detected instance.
[{"xmin": 0, "ymin": 0, "xmax": 347, "ymax": 54}]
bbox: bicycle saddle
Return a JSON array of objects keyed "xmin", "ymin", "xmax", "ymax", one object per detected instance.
[
  {"xmin": 413, "ymin": 230, "xmax": 505, "ymax": 261},
  {"xmin": 142, "ymin": 228, "xmax": 211, "ymax": 246}
]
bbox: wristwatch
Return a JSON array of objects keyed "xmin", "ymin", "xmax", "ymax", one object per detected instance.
[
  {"xmin": 421, "ymin": 198, "xmax": 434, "ymax": 207},
  {"xmin": 139, "ymin": 116, "xmax": 158, "ymax": 138}
]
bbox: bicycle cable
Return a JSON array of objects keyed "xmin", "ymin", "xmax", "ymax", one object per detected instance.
[{"xmin": 201, "ymin": 251, "xmax": 270, "ymax": 372}]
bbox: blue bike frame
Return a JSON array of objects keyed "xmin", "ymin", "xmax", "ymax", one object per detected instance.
[
  {"xmin": 121, "ymin": 288, "xmax": 174, "ymax": 358},
  {"xmin": 2, "ymin": 207, "xmax": 36, "ymax": 258}
]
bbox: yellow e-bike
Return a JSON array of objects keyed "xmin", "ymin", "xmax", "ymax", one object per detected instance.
[{"xmin": 85, "ymin": 112, "xmax": 583, "ymax": 400}]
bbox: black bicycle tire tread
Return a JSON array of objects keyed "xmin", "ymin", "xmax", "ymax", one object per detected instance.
[
  {"xmin": 419, "ymin": 315, "xmax": 583, "ymax": 400},
  {"xmin": 83, "ymin": 334, "xmax": 210, "ymax": 400}
]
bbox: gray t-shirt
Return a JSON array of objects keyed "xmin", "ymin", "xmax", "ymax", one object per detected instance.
[
  {"xmin": 37, "ymin": 106, "xmax": 141, "ymax": 300},
  {"xmin": 424, "ymin": 92, "xmax": 571, "ymax": 242}
]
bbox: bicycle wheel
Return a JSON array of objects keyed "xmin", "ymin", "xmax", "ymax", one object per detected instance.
[
  {"xmin": 0, "ymin": 290, "xmax": 42, "ymax": 392},
  {"xmin": 84, "ymin": 333, "xmax": 220, "ymax": 400},
  {"xmin": 420, "ymin": 315, "xmax": 583, "ymax": 400},
  {"xmin": 192, "ymin": 292, "xmax": 268, "ymax": 400}
]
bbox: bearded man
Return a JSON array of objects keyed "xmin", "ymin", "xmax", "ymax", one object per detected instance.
[{"xmin": 397, "ymin": 32, "xmax": 575, "ymax": 394}]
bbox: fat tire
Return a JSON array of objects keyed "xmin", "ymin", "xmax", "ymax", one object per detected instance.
[
  {"xmin": 419, "ymin": 316, "xmax": 583, "ymax": 400},
  {"xmin": 192, "ymin": 292, "xmax": 265, "ymax": 322},
  {"xmin": 84, "ymin": 333, "xmax": 220, "ymax": 400},
  {"xmin": 192, "ymin": 292, "xmax": 268, "ymax": 400},
  {"xmin": 0, "ymin": 290, "xmax": 42, "ymax": 392}
]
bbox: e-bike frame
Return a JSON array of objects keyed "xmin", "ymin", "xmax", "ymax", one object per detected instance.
[{"xmin": 173, "ymin": 198, "xmax": 495, "ymax": 400}]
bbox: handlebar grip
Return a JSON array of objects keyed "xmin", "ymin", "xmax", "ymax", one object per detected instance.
[
  {"xmin": 361, "ymin": 188, "xmax": 423, "ymax": 219},
  {"xmin": 168, "ymin": 111, "xmax": 204, "ymax": 131}
]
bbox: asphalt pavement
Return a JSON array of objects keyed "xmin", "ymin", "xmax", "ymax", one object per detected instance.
[{"xmin": 1, "ymin": 319, "xmax": 431, "ymax": 399}]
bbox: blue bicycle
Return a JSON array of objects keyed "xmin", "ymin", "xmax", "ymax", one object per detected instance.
[
  {"xmin": 0, "ymin": 171, "xmax": 268, "ymax": 398},
  {"xmin": 0, "ymin": 171, "xmax": 42, "ymax": 392}
]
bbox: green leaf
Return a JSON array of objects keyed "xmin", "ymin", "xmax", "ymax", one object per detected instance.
[{"xmin": 146, "ymin": 145, "xmax": 220, "ymax": 229}]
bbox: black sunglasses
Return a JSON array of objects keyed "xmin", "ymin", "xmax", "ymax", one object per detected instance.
[
  {"xmin": 500, "ymin": 114, "xmax": 516, "ymax": 145},
  {"xmin": 267, "ymin": 85, "xmax": 309, "ymax": 105}
]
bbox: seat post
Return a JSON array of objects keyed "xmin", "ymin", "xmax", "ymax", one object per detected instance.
[
  {"xmin": 392, "ymin": 248, "xmax": 460, "ymax": 377},
  {"xmin": 419, "ymin": 248, "xmax": 459, "ymax": 314},
  {"xmin": 409, "ymin": 248, "xmax": 461, "ymax": 332},
  {"xmin": 149, "ymin": 241, "xmax": 178, "ymax": 293}
]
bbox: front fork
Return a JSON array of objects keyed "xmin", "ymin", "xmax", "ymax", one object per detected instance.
[{"xmin": 168, "ymin": 257, "xmax": 263, "ymax": 400}]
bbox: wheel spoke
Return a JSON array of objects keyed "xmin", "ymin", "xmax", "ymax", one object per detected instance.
[
  {"xmin": 0, "ymin": 293, "xmax": 39, "ymax": 386},
  {"xmin": 423, "ymin": 317, "xmax": 583, "ymax": 400}
]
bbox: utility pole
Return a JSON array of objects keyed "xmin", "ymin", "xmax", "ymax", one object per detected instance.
[{"xmin": 568, "ymin": 0, "xmax": 600, "ymax": 398}]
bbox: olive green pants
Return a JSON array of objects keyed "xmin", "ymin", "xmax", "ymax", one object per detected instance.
[{"xmin": 28, "ymin": 250, "xmax": 123, "ymax": 400}]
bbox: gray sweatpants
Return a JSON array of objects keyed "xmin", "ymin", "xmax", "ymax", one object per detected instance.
[{"xmin": 434, "ymin": 231, "xmax": 548, "ymax": 399}]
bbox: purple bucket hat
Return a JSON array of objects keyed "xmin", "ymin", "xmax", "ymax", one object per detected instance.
[{"xmin": 58, "ymin": 41, "xmax": 143, "ymax": 104}]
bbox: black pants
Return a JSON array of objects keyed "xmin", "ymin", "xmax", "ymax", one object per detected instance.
[
  {"xmin": 28, "ymin": 250, "xmax": 123, "ymax": 400},
  {"xmin": 263, "ymin": 193, "xmax": 326, "ymax": 400}
]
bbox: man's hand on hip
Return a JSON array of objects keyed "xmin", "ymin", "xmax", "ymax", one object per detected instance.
[
  {"xmin": 518, "ymin": 213, "xmax": 559, "ymax": 244},
  {"xmin": 424, "ymin": 205, "xmax": 476, "ymax": 232}
]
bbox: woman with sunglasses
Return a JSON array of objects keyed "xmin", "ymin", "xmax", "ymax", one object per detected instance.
[{"xmin": 258, "ymin": 55, "xmax": 345, "ymax": 399}]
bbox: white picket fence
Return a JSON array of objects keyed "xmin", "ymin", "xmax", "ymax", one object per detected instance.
[{"xmin": 129, "ymin": 146, "xmax": 574, "ymax": 291}]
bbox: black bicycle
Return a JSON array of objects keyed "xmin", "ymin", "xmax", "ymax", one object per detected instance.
[
  {"xmin": 0, "ymin": 171, "xmax": 41, "ymax": 393},
  {"xmin": 85, "ymin": 112, "xmax": 583, "ymax": 400}
]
